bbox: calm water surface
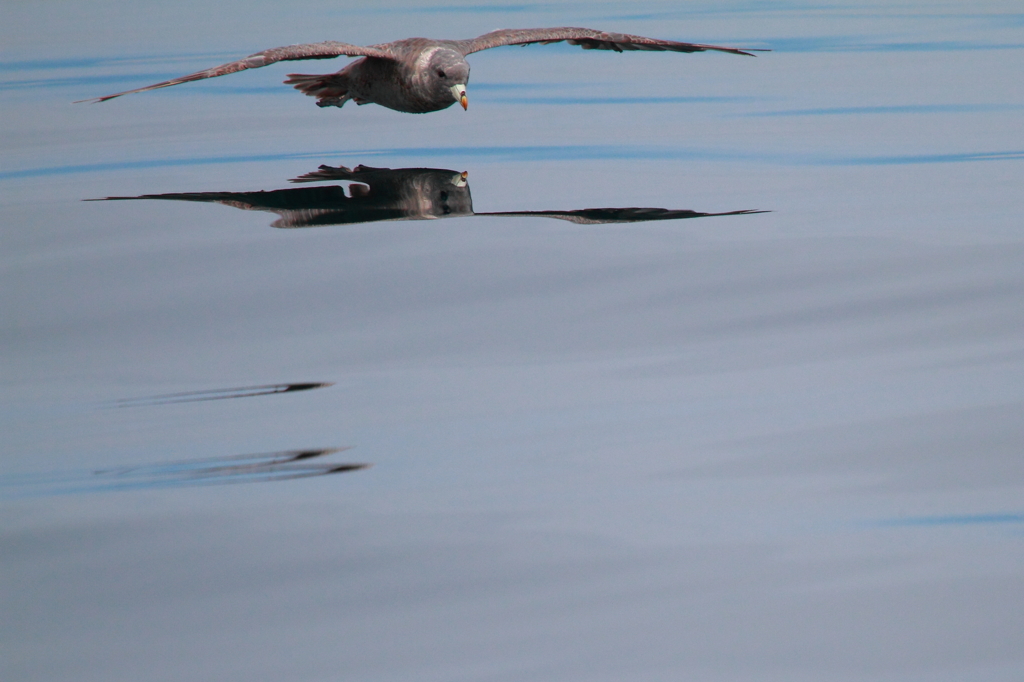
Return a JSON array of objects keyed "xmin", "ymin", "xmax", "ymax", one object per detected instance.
[{"xmin": 3, "ymin": 1, "xmax": 1024, "ymax": 680}]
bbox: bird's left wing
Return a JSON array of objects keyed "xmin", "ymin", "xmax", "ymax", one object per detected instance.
[
  {"xmin": 76, "ymin": 42, "xmax": 396, "ymax": 103},
  {"xmin": 455, "ymin": 27, "xmax": 767, "ymax": 56}
]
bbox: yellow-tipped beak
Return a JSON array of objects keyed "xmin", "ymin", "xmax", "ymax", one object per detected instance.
[{"xmin": 452, "ymin": 84, "xmax": 468, "ymax": 110}]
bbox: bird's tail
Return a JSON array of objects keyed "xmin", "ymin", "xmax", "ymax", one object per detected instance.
[{"xmin": 284, "ymin": 73, "xmax": 351, "ymax": 108}]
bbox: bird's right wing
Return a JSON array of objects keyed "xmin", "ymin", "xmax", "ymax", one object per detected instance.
[
  {"xmin": 76, "ymin": 42, "xmax": 396, "ymax": 103},
  {"xmin": 456, "ymin": 27, "xmax": 766, "ymax": 56}
]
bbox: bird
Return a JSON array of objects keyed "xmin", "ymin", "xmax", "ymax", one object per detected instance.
[
  {"xmin": 77, "ymin": 27, "xmax": 766, "ymax": 113},
  {"xmin": 92, "ymin": 163, "xmax": 768, "ymax": 228}
]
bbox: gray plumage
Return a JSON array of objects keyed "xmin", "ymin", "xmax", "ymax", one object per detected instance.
[{"xmin": 78, "ymin": 27, "xmax": 766, "ymax": 113}]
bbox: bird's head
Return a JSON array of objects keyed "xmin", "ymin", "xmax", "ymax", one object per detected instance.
[{"xmin": 427, "ymin": 48, "xmax": 470, "ymax": 110}]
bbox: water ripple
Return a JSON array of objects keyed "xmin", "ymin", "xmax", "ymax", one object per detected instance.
[
  {"xmin": 0, "ymin": 448, "xmax": 369, "ymax": 499},
  {"xmin": 5, "ymin": 145, "xmax": 1024, "ymax": 182}
]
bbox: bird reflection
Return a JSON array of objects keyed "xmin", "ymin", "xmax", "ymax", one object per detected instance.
[{"xmin": 95, "ymin": 164, "xmax": 767, "ymax": 228}]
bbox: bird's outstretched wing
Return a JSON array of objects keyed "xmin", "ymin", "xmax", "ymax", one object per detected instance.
[
  {"xmin": 456, "ymin": 27, "xmax": 767, "ymax": 56},
  {"xmin": 76, "ymin": 42, "xmax": 396, "ymax": 103}
]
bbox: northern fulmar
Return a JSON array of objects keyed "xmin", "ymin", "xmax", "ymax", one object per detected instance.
[{"xmin": 78, "ymin": 27, "xmax": 766, "ymax": 113}]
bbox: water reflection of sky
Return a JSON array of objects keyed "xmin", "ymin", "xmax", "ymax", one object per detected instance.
[{"xmin": 2, "ymin": 1, "xmax": 1024, "ymax": 680}]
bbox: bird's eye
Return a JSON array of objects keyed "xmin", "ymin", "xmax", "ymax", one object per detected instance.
[{"xmin": 437, "ymin": 69, "xmax": 446, "ymax": 78}]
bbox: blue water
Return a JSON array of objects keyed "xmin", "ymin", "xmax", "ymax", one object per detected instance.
[{"xmin": 3, "ymin": 2, "xmax": 1024, "ymax": 680}]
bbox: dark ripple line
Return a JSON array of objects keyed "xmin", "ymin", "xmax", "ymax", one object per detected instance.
[
  {"xmin": 484, "ymin": 95, "xmax": 756, "ymax": 105},
  {"xmin": 1, "ymin": 448, "xmax": 368, "ymax": 499},
  {"xmin": 745, "ymin": 103, "xmax": 1024, "ymax": 117},
  {"xmin": 4, "ymin": 146, "xmax": 689, "ymax": 181},
  {"xmin": 1, "ymin": 73, "xmax": 191, "ymax": 91},
  {"xmin": 875, "ymin": 513, "xmax": 1024, "ymax": 527},
  {"xmin": 764, "ymin": 37, "xmax": 1024, "ymax": 52},
  {"xmin": 0, "ymin": 52, "xmax": 242, "ymax": 72},
  {"xmin": 5, "ymin": 146, "xmax": 1024, "ymax": 182},
  {"xmin": 834, "ymin": 150, "xmax": 1024, "ymax": 165},
  {"xmin": 111, "ymin": 382, "xmax": 333, "ymax": 407}
]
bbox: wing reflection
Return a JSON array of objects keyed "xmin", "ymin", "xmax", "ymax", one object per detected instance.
[
  {"xmin": 1, "ymin": 448, "xmax": 369, "ymax": 498},
  {"xmin": 95, "ymin": 164, "xmax": 767, "ymax": 228}
]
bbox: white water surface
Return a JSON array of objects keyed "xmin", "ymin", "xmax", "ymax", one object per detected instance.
[{"xmin": 3, "ymin": 1, "xmax": 1024, "ymax": 680}]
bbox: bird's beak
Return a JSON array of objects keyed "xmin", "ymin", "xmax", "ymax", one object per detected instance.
[{"xmin": 451, "ymin": 84, "xmax": 468, "ymax": 110}]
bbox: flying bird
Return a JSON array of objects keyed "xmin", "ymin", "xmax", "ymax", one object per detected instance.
[{"xmin": 77, "ymin": 27, "xmax": 766, "ymax": 113}]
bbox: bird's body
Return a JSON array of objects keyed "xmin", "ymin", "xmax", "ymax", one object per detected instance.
[
  {"xmin": 286, "ymin": 41, "xmax": 471, "ymax": 112},
  {"xmin": 79, "ymin": 28, "xmax": 766, "ymax": 113}
]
